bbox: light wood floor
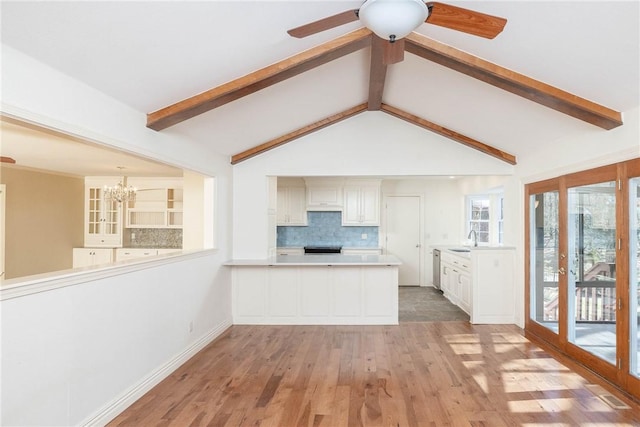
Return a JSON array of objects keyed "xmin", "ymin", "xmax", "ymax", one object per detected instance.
[{"xmin": 109, "ymin": 322, "xmax": 640, "ymax": 426}]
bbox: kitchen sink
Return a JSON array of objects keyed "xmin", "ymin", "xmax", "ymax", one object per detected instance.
[{"xmin": 450, "ymin": 248, "xmax": 471, "ymax": 253}]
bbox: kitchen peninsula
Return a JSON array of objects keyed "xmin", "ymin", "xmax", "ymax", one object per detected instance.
[
  {"xmin": 225, "ymin": 254, "xmax": 401, "ymax": 325},
  {"xmin": 435, "ymin": 246, "xmax": 516, "ymax": 324}
]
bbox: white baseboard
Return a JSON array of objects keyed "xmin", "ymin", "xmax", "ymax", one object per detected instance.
[{"xmin": 80, "ymin": 319, "xmax": 232, "ymax": 427}]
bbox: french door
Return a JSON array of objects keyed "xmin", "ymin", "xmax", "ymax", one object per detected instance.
[{"xmin": 526, "ymin": 159, "xmax": 640, "ymax": 396}]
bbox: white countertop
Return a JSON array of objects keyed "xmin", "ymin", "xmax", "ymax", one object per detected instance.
[
  {"xmin": 434, "ymin": 245, "xmax": 516, "ymax": 259},
  {"xmin": 225, "ymin": 254, "xmax": 401, "ymax": 266}
]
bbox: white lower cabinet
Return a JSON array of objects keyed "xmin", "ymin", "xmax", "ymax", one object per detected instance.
[
  {"xmin": 232, "ymin": 265, "xmax": 399, "ymax": 325},
  {"xmin": 72, "ymin": 248, "xmax": 115, "ymax": 268},
  {"xmin": 115, "ymin": 248, "xmax": 157, "ymax": 261},
  {"xmin": 440, "ymin": 252, "xmax": 470, "ymax": 314},
  {"xmin": 439, "ymin": 248, "xmax": 516, "ymax": 324},
  {"xmin": 458, "ymin": 271, "xmax": 472, "ymax": 314},
  {"xmin": 115, "ymin": 248, "xmax": 180, "ymax": 261}
]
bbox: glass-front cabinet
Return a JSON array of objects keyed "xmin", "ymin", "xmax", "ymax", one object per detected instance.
[
  {"xmin": 526, "ymin": 158, "xmax": 640, "ymax": 399},
  {"xmin": 84, "ymin": 177, "xmax": 123, "ymax": 247}
]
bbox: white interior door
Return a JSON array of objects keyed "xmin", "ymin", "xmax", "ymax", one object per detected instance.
[
  {"xmin": 385, "ymin": 195, "xmax": 421, "ymax": 286},
  {"xmin": 0, "ymin": 184, "xmax": 5, "ymax": 281}
]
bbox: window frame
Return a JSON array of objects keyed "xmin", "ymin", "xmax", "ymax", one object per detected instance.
[{"xmin": 466, "ymin": 193, "xmax": 504, "ymax": 246}]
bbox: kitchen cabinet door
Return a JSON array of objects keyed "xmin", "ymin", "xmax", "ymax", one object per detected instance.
[
  {"xmin": 305, "ymin": 178, "xmax": 343, "ymax": 210},
  {"xmin": 441, "ymin": 263, "xmax": 451, "ymax": 297},
  {"xmin": 277, "ymin": 186, "xmax": 307, "ymax": 226},
  {"xmin": 342, "ymin": 180, "xmax": 381, "ymax": 226},
  {"xmin": 73, "ymin": 248, "xmax": 114, "ymax": 268},
  {"xmin": 342, "ymin": 187, "xmax": 361, "ymax": 224},
  {"xmin": 84, "ymin": 177, "xmax": 123, "ymax": 247},
  {"xmin": 458, "ymin": 271, "xmax": 472, "ymax": 314}
]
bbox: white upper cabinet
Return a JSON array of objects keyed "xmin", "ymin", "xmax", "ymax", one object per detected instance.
[
  {"xmin": 305, "ymin": 178, "xmax": 344, "ymax": 211},
  {"xmin": 125, "ymin": 177, "xmax": 183, "ymax": 228},
  {"xmin": 84, "ymin": 177, "xmax": 124, "ymax": 247},
  {"xmin": 342, "ymin": 179, "xmax": 381, "ymax": 226},
  {"xmin": 277, "ymin": 181, "xmax": 307, "ymax": 226}
]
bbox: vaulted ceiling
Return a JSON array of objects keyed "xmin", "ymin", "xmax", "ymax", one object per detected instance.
[{"xmin": 1, "ymin": 1, "xmax": 639, "ymax": 167}]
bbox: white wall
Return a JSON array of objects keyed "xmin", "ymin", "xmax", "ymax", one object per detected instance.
[
  {"xmin": 517, "ymin": 106, "xmax": 640, "ymax": 182},
  {"xmin": 1, "ymin": 45, "xmax": 233, "ymax": 425},
  {"xmin": 2, "ymin": 254, "xmax": 232, "ymax": 426},
  {"xmin": 233, "ymin": 111, "xmax": 515, "ymax": 259}
]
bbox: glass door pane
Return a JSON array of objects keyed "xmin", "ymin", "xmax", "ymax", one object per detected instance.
[
  {"xmin": 567, "ymin": 181, "xmax": 617, "ymax": 365},
  {"xmin": 530, "ymin": 191, "xmax": 560, "ymax": 333},
  {"xmin": 630, "ymin": 178, "xmax": 640, "ymax": 377}
]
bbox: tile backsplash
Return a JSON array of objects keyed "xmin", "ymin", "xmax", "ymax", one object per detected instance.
[
  {"xmin": 277, "ymin": 211, "xmax": 378, "ymax": 247},
  {"xmin": 124, "ymin": 228, "xmax": 183, "ymax": 248}
]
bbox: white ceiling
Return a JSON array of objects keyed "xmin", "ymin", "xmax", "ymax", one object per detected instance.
[
  {"xmin": 1, "ymin": 1, "xmax": 639, "ymax": 163},
  {"xmin": 0, "ymin": 119, "xmax": 182, "ymax": 177}
]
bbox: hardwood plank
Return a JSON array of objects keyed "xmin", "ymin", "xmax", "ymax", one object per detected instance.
[
  {"xmin": 108, "ymin": 323, "xmax": 640, "ymax": 426},
  {"xmin": 230, "ymin": 103, "xmax": 368, "ymax": 164},
  {"xmin": 147, "ymin": 29, "xmax": 372, "ymax": 131},
  {"xmin": 405, "ymin": 32, "xmax": 623, "ymax": 130},
  {"xmin": 380, "ymin": 103, "xmax": 517, "ymax": 165}
]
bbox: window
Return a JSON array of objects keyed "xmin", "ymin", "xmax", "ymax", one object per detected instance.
[
  {"xmin": 466, "ymin": 193, "xmax": 504, "ymax": 246},
  {"xmin": 468, "ymin": 197, "xmax": 490, "ymax": 244}
]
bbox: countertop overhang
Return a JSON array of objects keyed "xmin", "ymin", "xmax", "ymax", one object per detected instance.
[{"xmin": 225, "ymin": 254, "xmax": 401, "ymax": 266}]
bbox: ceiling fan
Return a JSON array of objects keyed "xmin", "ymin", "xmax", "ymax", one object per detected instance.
[{"xmin": 288, "ymin": 0, "xmax": 507, "ymax": 42}]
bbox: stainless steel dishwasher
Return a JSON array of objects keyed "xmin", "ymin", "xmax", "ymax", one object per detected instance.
[{"xmin": 432, "ymin": 249, "xmax": 441, "ymax": 290}]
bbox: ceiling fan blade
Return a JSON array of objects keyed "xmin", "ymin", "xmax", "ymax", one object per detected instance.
[
  {"xmin": 426, "ymin": 2, "xmax": 507, "ymax": 39},
  {"xmin": 1, "ymin": 156, "xmax": 16, "ymax": 164},
  {"xmin": 287, "ymin": 9, "xmax": 359, "ymax": 38}
]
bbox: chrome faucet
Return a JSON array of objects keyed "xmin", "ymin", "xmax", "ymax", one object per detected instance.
[{"xmin": 468, "ymin": 229, "xmax": 478, "ymax": 247}]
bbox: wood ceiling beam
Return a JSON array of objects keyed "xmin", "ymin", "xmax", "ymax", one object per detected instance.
[
  {"xmin": 380, "ymin": 103, "xmax": 517, "ymax": 165},
  {"xmin": 231, "ymin": 103, "xmax": 368, "ymax": 164},
  {"xmin": 368, "ymin": 38, "xmax": 404, "ymax": 110},
  {"xmin": 404, "ymin": 32, "xmax": 623, "ymax": 130},
  {"xmin": 368, "ymin": 37, "xmax": 388, "ymax": 111},
  {"xmin": 382, "ymin": 38, "xmax": 405, "ymax": 65},
  {"xmin": 147, "ymin": 28, "xmax": 373, "ymax": 131}
]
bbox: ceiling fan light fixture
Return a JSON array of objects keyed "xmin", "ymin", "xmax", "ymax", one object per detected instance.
[{"xmin": 359, "ymin": 0, "xmax": 429, "ymax": 42}]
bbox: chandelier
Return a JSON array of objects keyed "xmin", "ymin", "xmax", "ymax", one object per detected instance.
[{"xmin": 103, "ymin": 181, "xmax": 136, "ymax": 204}]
